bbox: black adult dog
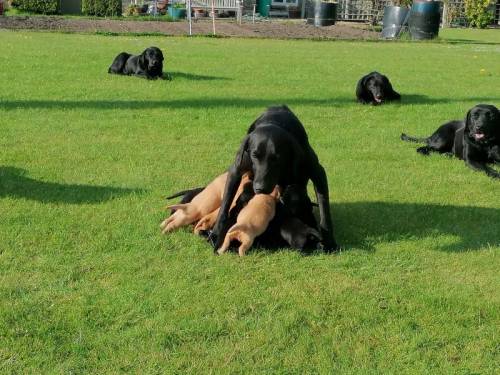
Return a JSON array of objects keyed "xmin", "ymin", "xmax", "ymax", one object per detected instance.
[
  {"xmin": 108, "ymin": 47, "xmax": 166, "ymax": 80},
  {"xmin": 401, "ymin": 104, "xmax": 500, "ymax": 179},
  {"xmin": 356, "ymin": 71, "xmax": 401, "ymax": 105},
  {"xmin": 208, "ymin": 105, "xmax": 338, "ymax": 252}
]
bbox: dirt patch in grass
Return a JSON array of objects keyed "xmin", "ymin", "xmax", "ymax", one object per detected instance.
[{"xmin": 0, "ymin": 16, "xmax": 379, "ymax": 40}]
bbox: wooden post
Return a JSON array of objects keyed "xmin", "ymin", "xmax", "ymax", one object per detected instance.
[
  {"xmin": 187, "ymin": 0, "xmax": 193, "ymax": 35},
  {"xmin": 253, "ymin": 4, "xmax": 256, "ymax": 23},
  {"xmin": 211, "ymin": 0, "xmax": 216, "ymax": 35}
]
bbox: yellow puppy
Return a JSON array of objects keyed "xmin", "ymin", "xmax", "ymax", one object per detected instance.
[
  {"xmin": 194, "ymin": 174, "xmax": 251, "ymax": 235},
  {"xmin": 218, "ymin": 186, "xmax": 280, "ymax": 256},
  {"xmin": 160, "ymin": 172, "xmax": 227, "ymax": 233}
]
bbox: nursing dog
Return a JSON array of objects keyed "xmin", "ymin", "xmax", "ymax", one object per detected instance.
[
  {"xmin": 401, "ymin": 104, "xmax": 500, "ymax": 179},
  {"xmin": 108, "ymin": 47, "xmax": 167, "ymax": 80},
  {"xmin": 356, "ymin": 71, "xmax": 401, "ymax": 105},
  {"xmin": 209, "ymin": 105, "xmax": 337, "ymax": 252}
]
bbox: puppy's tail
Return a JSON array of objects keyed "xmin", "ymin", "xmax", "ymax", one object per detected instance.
[
  {"xmin": 400, "ymin": 133, "xmax": 427, "ymax": 143},
  {"xmin": 166, "ymin": 187, "xmax": 203, "ymax": 200}
]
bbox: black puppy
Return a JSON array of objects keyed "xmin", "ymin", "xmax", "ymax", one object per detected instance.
[
  {"xmin": 401, "ymin": 104, "xmax": 500, "ymax": 179},
  {"xmin": 108, "ymin": 47, "xmax": 167, "ymax": 80},
  {"xmin": 209, "ymin": 105, "xmax": 337, "ymax": 252},
  {"xmin": 356, "ymin": 71, "xmax": 401, "ymax": 105}
]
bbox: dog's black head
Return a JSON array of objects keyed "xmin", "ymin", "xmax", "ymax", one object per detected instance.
[
  {"xmin": 235, "ymin": 125, "xmax": 304, "ymax": 194},
  {"xmin": 364, "ymin": 72, "xmax": 391, "ymax": 104},
  {"xmin": 140, "ymin": 47, "xmax": 164, "ymax": 74},
  {"xmin": 465, "ymin": 104, "xmax": 500, "ymax": 145}
]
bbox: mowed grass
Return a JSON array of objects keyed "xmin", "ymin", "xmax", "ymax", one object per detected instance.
[{"xmin": 0, "ymin": 29, "xmax": 499, "ymax": 373}]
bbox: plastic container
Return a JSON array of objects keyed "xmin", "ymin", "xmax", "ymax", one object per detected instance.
[
  {"xmin": 307, "ymin": 1, "xmax": 337, "ymax": 27},
  {"xmin": 258, "ymin": 0, "xmax": 271, "ymax": 17},
  {"xmin": 381, "ymin": 6, "xmax": 410, "ymax": 39},
  {"xmin": 408, "ymin": 1, "xmax": 441, "ymax": 40}
]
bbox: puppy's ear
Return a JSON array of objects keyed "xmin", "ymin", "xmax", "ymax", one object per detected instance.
[
  {"xmin": 234, "ymin": 135, "xmax": 250, "ymax": 170},
  {"xmin": 166, "ymin": 204, "xmax": 188, "ymax": 212}
]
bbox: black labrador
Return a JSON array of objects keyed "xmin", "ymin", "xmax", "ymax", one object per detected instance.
[
  {"xmin": 356, "ymin": 71, "xmax": 401, "ymax": 105},
  {"xmin": 108, "ymin": 47, "xmax": 168, "ymax": 80},
  {"xmin": 401, "ymin": 104, "xmax": 500, "ymax": 179},
  {"xmin": 208, "ymin": 105, "xmax": 338, "ymax": 252}
]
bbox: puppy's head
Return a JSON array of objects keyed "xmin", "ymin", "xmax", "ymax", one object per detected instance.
[
  {"xmin": 465, "ymin": 104, "xmax": 500, "ymax": 144},
  {"xmin": 238, "ymin": 126, "xmax": 303, "ymax": 194},
  {"xmin": 281, "ymin": 185, "xmax": 313, "ymax": 217},
  {"xmin": 141, "ymin": 46, "xmax": 164, "ymax": 72},
  {"xmin": 364, "ymin": 72, "xmax": 390, "ymax": 104}
]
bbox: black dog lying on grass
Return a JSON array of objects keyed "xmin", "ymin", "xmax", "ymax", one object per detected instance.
[
  {"xmin": 401, "ymin": 104, "xmax": 500, "ymax": 179},
  {"xmin": 108, "ymin": 46, "xmax": 170, "ymax": 80},
  {"xmin": 356, "ymin": 71, "xmax": 401, "ymax": 105}
]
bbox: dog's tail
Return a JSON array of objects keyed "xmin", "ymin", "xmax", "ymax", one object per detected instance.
[
  {"xmin": 400, "ymin": 133, "xmax": 427, "ymax": 143},
  {"xmin": 166, "ymin": 187, "xmax": 204, "ymax": 200}
]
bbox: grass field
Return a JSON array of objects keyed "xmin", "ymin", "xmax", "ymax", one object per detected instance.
[{"xmin": 1, "ymin": 29, "xmax": 499, "ymax": 373}]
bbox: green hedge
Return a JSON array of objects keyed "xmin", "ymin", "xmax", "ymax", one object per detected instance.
[
  {"xmin": 82, "ymin": 0, "xmax": 122, "ymax": 17},
  {"xmin": 14, "ymin": 0, "xmax": 59, "ymax": 14}
]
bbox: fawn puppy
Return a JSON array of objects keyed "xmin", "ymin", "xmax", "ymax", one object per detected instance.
[
  {"xmin": 160, "ymin": 173, "xmax": 228, "ymax": 233},
  {"xmin": 218, "ymin": 186, "xmax": 280, "ymax": 256}
]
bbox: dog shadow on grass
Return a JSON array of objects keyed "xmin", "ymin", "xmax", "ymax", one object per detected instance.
[
  {"xmin": 333, "ymin": 201, "xmax": 500, "ymax": 252},
  {"xmin": 0, "ymin": 167, "xmax": 143, "ymax": 204},
  {"xmin": 169, "ymin": 71, "xmax": 232, "ymax": 81}
]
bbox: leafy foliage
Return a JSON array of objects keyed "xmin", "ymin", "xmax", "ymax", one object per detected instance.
[
  {"xmin": 82, "ymin": 0, "xmax": 122, "ymax": 17},
  {"xmin": 12, "ymin": 0, "xmax": 59, "ymax": 14},
  {"xmin": 464, "ymin": 0, "xmax": 494, "ymax": 28}
]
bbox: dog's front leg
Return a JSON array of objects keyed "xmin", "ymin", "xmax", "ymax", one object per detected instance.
[
  {"xmin": 466, "ymin": 159, "xmax": 500, "ymax": 179},
  {"xmin": 310, "ymin": 164, "xmax": 338, "ymax": 252},
  {"xmin": 209, "ymin": 166, "xmax": 242, "ymax": 250}
]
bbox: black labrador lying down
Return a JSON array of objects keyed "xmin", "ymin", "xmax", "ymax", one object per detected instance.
[
  {"xmin": 108, "ymin": 47, "xmax": 169, "ymax": 80},
  {"xmin": 401, "ymin": 104, "xmax": 500, "ymax": 179},
  {"xmin": 209, "ymin": 105, "xmax": 338, "ymax": 252},
  {"xmin": 356, "ymin": 71, "xmax": 401, "ymax": 105}
]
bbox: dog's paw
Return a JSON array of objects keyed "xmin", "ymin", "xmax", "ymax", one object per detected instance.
[{"xmin": 206, "ymin": 230, "xmax": 218, "ymax": 249}]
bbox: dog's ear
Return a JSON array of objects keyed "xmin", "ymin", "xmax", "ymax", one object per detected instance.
[
  {"xmin": 290, "ymin": 139, "xmax": 305, "ymax": 182},
  {"xmin": 234, "ymin": 135, "xmax": 250, "ymax": 170},
  {"xmin": 464, "ymin": 108, "xmax": 472, "ymax": 130},
  {"xmin": 139, "ymin": 52, "xmax": 147, "ymax": 69}
]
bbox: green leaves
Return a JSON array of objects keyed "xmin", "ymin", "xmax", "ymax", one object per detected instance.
[{"xmin": 464, "ymin": 0, "xmax": 495, "ymax": 28}]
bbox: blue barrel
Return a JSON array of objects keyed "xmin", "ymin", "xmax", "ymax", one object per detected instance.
[
  {"xmin": 381, "ymin": 6, "xmax": 410, "ymax": 39},
  {"xmin": 408, "ymin": 1, "xmax": 441, "ymax": 40}
]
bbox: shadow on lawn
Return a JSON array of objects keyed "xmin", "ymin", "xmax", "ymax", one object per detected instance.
[
  {"xmin": 0, "ymin": 167, "xmax": 142, "ymax": 204},
  {"xmin": 169, "ymin": 71, "xmax": 231, "ymax": 81},
  {"xmin": 334, "ymin": 201, "xmax": 500, "ymax": 252},
  {"xmin": 1, "ymin": 96, "xmax": 499, "ymax": 110}
]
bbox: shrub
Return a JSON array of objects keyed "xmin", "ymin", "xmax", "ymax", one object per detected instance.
[
  {"xmin": 13, "ymin": 0, "xmax": 59, "ymax": 14},
  {"xmin": 464, "ymin": 0, "xmax": 494, "ymax": 28},
  {"xmin": 82, "ymin": 0, "xmax": 122, "ymax": 17}
]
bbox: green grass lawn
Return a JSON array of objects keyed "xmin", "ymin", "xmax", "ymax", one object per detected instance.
[{"xmin": 1, "ymin": 29, "xmax": 499, "ymax": 373}]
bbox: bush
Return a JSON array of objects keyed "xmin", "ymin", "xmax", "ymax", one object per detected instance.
[
  {"xmin": 13, "ymin": 0, "xmax": 59, "ymax": 14},
  {"xmin": 464, "ymin": 0, "xmax": 494, "ymax": 28},
  {"xmin": 82, "ymin": 0, "xmax": 122, "ymax": 17}
]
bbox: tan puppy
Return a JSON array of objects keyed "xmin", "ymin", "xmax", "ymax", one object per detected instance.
[
  {"xmin": 218, "ymin": 186, "xmax": 280, "ymax": 256},
  {"xmin": 160, "ymin": 172, "xmax": 227, "ymax": 233},
  {"xmin": 193, "ymin": 174, "xmax": 251, "ymax": 235}
]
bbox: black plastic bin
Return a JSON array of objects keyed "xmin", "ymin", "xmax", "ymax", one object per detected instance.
[
  {"xmin": 307, "ymin": 1, "xmax": 337, "ymax": 27},
  {"xmin": 408, "ymin": 1, "xmax": 441, "ymax": 40}
]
